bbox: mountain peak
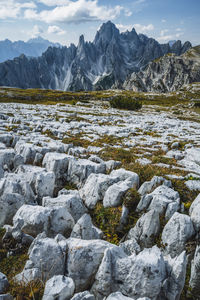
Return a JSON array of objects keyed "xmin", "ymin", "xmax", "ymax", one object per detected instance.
[
  {"xmin": 94, "ymin": 21, "xmax": 119, "ymax": 44},
  {"xmin": 27, "ymin": 36, "xmax": 48, "ymax": 44},
  {"xmin": 78, "ymin": 34, "xmax": 85, "ymax": 46}
]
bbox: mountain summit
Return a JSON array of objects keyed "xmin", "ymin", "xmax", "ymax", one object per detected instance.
[{"xmin": 0, "ymin": 21, "xmax": 192, "ymax": 91}]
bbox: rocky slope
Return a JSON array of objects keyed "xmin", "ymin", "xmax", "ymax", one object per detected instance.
[
  {"xmin": 0, "ymin": 37, "xmax": 60, "ymax": 63},
  {"xmin": 124, "ymin": 45, "xmax": 200, "ymax": 92},
  {"xmin": 0, "ymin": 88, "xmax": 200, "ymax": 298},
  {"xmin": 0, "ymin": 21, "xmax": 191, "ymax": 91}
]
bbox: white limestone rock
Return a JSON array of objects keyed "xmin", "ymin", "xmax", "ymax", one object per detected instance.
[
  {"xmin": 15, "ymin": 234, "xmax": 66, "ymax": 283},
  {"xmin": 71, "ymin": 214, "xmax": 103, "ymax": 240},
  {"xmin": 119, "ymin": 239, "xmax": 141, "ymax": 256},
  {"xmin": 0, "ymin": 134, "xmax": 13, "ymax": 147},
  {"xmin": 35, "ymin": 171, "xmax": 55, "ymax": 199},
  {"xmin": 16, "ymin": 165, "xmax": 55, "ymax": 201},
  {"xmin": 65, "ymin": 238, "xmax": 118, "ymax": 292},
  {"xmin": 13, "ymin": 204, "xmax": 74, "ymax": 238},
  {"xmin": 0, "ymin": 193, "xmax": 25, "ymax": 226},
  {"xmin": 138, "ymin": 176, "xmax": 171, "ymax": 196},
  {"xmin": 80, "ymin": 173, "xmax": 120, "ymax": 209},
  {"xmin": 42, "ymin": 276, "xmax": 75, "ymax": 300},
  {"xmin": 137, "ymin": 185, "xmax": 180, "ymax": 220},
  {"xmin": 0, "ymin": 149, "xmax": 15, "ymax": 171},
  {"xmin": 162, "ymin": 251, "xmax": 187, "ymax": 300},
  {"xmin": 106, "ymin": 292, "xmax": 151, "ymax": 300},
  {"xmin": 91, "ymin": 245, "xmax": 166, "ymax": 300},
  {"xmin": 42, "ymin": 152, "xmax": 70, "ymax": 186},
  {"xmin": 71, "ymin": 291, "xmax": 95, "ymax": 300},
  {"xmin": 0, "ymin": 272, "xmax": 9, "ymax": 294},
  {"xmin": 43, "ymin": 192, "xmax": 87, "ymax": 222},
  {"xmin": 110, "ymin": 169, "xmax": 139, "ymax": 187},
  {"xmin": 103, "ymin": 171, "xmax": 139, "ymax": 208},
  {"xmin": 189, "ymin": 193, "xmax": 200, "ymax": 215},
  {"xmin": 15, "ymin": 142, "xmax": 37, "ymax": 164},
  {"xmin": 0, "ymin": 294, "xmax": 13, "ymax": 300},
  {"xmin": 189, "ymin": 245, "xmax": 200, "ymax": 297},
  {"xmin": 185, "ymin": 180, "xmax": 200, "ymax": 191},
  {"xmin": 162, "ymin": 212, "xmax": 195, "ymax": 257},
  {"xmin": 67, "ymin": 158, "xmax": 106, "ymax": 188},
  {"xmin": 106, "ymin": 292, "xmax": 134, "ymax": 300},
  {"xmin": 127, "ymin": 209, "xmax": 160, "ymax": 248}
]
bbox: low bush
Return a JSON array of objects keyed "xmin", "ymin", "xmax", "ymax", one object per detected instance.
[{"xmin": 110, "ymin": 96, "xmax": 142, "ymax": 111}]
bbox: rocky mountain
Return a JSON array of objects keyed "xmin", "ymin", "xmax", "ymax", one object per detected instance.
[
  {"xmin": 0, "ymin": 21, "xmax": 191, "ymax": 91},
  {"xmin": 124, "ymin": 45, "xmax": 200, "ymax": 92},
  {"xmin": 0, "ymin": 36, "xmax": 60, "ymax": 63}
]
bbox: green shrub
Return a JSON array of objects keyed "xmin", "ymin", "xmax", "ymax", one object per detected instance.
[{"xmin": 110, "ymin": 96, "xmax": 142, "ymax": 111}]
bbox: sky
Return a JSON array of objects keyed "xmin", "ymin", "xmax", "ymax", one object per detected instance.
[{"xmin": 0, "ymin": 0, "xmax": 199, "ymax": 46}]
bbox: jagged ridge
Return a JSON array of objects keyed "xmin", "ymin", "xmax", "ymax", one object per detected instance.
[
  {"xmin": 124, "ymin": 45, "xmax": 200, "ymax": 92},
  {"xmin": 0, "ymin": 21, "xmax": 191, "ymax": 91}
]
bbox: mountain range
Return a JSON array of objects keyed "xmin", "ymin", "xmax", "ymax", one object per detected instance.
[
  {"xmin": 0, "ymin": 21, "xmax": 193, "ymax": 91},
  {"xmin": 0, "ymin": 37, "xmax": 60, "ymax": 63},
  {"xmin": 124, "ymin": 45, "xmax": 200, "ymax": 92}
]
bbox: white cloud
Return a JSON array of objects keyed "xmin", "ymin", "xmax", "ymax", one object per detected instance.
[
  {"xmin": 116, "ymin": 24, "xmax": 133, "ymax": 32},
  {"xmin": 156, "ymin": 29, "xmax": 184, "ymax": 43},
  {"xmin": 124, "ymin": 9, "xmax": 132, "ymax": 17},
  {"xmin": 48, "ymin": 25, "xmax": 66, "ymax": 35},
  {"xmin": 30, "ymin": 25, "xmax": 44, "ymax": 38},
  {"xmin": 160, "ymin": 29, "xmax": 169, "ymax": 36},
  {"xmin": 37, "ymin": 0, "xmax": 70, "ymax": 6},
  {"xmin": 0, "ymin": 0, "xmax": 36, "ymax": 19},
  {"xmin": 161, "ymin": 19, "xmax": 166, "ymax": 23},
  {"xmin": 24, "ymin": 0, "xmax": 123, "ymax": 24},
  {"xmin": 133, "ymin": 23, "xmax": 154, "ymax": 34}
]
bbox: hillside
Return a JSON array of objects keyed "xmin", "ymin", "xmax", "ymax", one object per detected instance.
[{"xmin": 124, "ymin": 45, "xmax": 200, "ymax": 92}]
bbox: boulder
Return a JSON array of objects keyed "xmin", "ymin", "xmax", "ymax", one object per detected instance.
[
  {"xmin": 103, "ymin": 174, "xmax": 138, "ymax": 208},
  {"xmin": 103, "ymin": 168, "xmax": 139, "ymax": 207},
  {"xmin": 126, "ymin": 209, "xmax": 160, "ymax": 248},
  {"xmin": 189, "ymin": 193, "xmax": 200, "ymax": 215},
  {"xmin": 189, "ymin": 245, "xmax": 200, "ymax": 297},
  {"xmin": 0, "ymin": 149, "xmax": 15, "ymax": 171},
  {"xmin": 0, "ymin": 134, "xmax": 13, "ymax": 147},
  {"xmin": 15, "ymin": 234, "xmax": 66, "ymax": 283},
  {"xmin": 190, "ymin": 201, "xmax": 200, "ymax": 232},
  {"xmin": 162, "ymin": 212, "xmax": 195, "ymax": 257},
  {"xmin": 43, "ymin": 192, "xmax": 87, "ymax": 222},
  {"xmin": 106, "ymin": 292, "xmax": 133, "ymax": 300},
  {"xmin": 110, "ymin": 169, "xmax": 139, "ymax": 187},
  {"xmin": 0, "ymin": 193, "xmax": 25, "ymax": 226},
  {"xmin": 71, "ymin": 291, "xmax": 95, "ymax": 300},
  {"xmin": 65, "ymin": 238, "xmax": 118, "ymax": 292},
  {"xmin": 16, "ymin": 165, "xmax": 55, "ymax": 201},
  {"xmin": 162, "ymin": 251, "xmax": 187, "ymax": 300},
  {"xmin": 67, "ymin": 158, "xmax": 106, "ymax": 188},
  {"xmin": 0, "ymin": 174, "xmax": 35, "ymax": 203},
  {"xmin": 42, "ymin": 152, "xmax": 70, "ymax": 187},
  {"xmin": 138, "ymin": 176, "xmax": 171, "ymax": 196},
  {"xmin": 71, "ymin": 214, "xmax": 103, "ymax": 240},
  {"xmin": 106, "ymin": 292, "xmax": 151, "ymax": 300},
  {"xmin": 15, "ymin": 142, "xmax": 37, "ymax": 164},
  {"xmin": 0, "ymin": 272, "xmax": 9, "ymax": 294},
  {"xmin": 0, "ymin": 294, "xmax": 13, "ymax": 300},
  {"xmin": 13, "ymin": 204, "xmax": 74, "ymax": 238},
  {"xmin": 137, "ymin": 185, "xmax": 180, "ymax": 220},
  {"xmin": 42, "ymin": 276, "xmax": 75, "ymax": 300},
  {"xmin": 80, "ymin": 173, "xmax": 120, "ymax": 209},
  {"xmin": 91, "ymin": 245, "xmax": 166, "ymax": 299}
]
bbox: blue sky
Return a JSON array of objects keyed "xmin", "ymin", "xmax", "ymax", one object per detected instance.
[{"xmin": 0, "ymin": 0, "xmax": 199, "ymax": 46}]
